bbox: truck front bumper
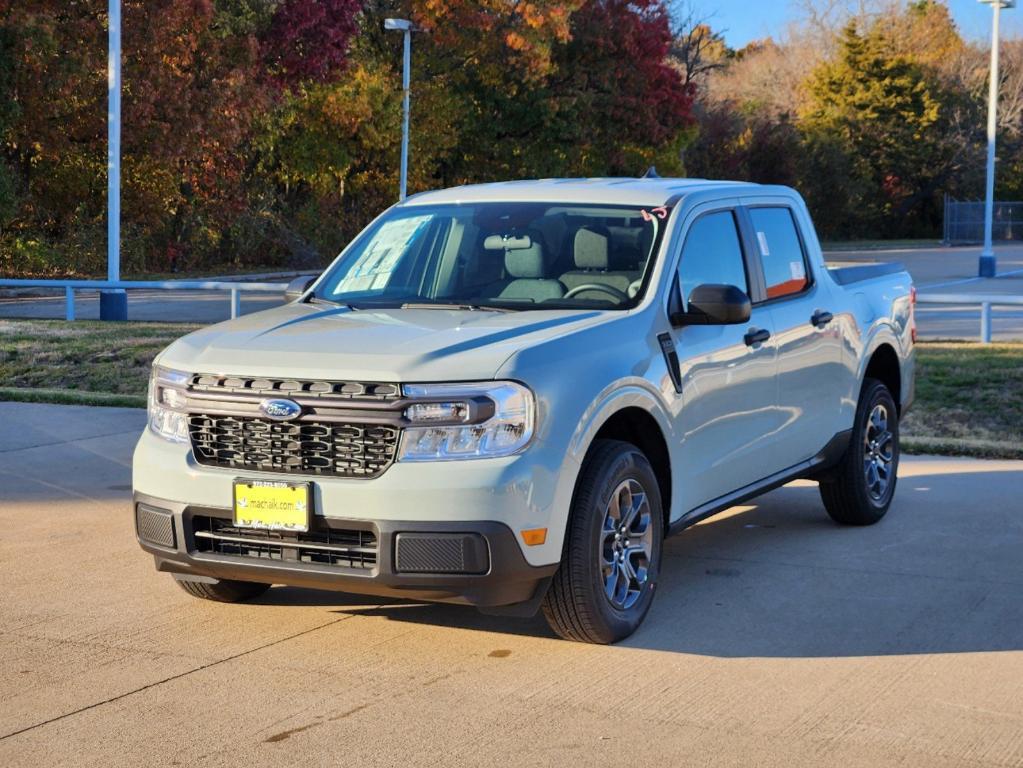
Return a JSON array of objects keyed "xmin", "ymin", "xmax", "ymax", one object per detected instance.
[{"xmin": 134, "ymin": 490, "xmax": 558, "ymax": 611}]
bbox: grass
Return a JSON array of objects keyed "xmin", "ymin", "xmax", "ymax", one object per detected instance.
[
  {"xmin": 0, "ymin": 319, "xmax": 199, "ymax": 402},
  {"xmin": 902, "ymin": 342, "xmax": 1023, "ymax": 460},
  {"xmin": 1, "ymin": 321, "xmax": 1021, "ymax": 460},
  {"xmin": 0, "ymin": 387, "xmax": 146, "ymax": 408},
  {"xmin": 123, "ymin": 265, "xmax": 317, "ymax": 281}
]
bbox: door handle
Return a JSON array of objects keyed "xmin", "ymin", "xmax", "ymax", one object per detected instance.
[
  {"xmin": 744, "ymin": 327, "xmax": 771, "ymax": 346},
  {"xmin": 811, "ymin": 309, "xmax": 834, "ymax": 328}
]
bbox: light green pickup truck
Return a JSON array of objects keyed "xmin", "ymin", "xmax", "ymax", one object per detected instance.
[{"xmin": 134, "ymin": 178, "xmax": 915, "ymax": 643}]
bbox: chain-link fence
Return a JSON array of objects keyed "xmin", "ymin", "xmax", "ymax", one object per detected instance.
[{"xmin": 943, "ymin": 196, "xmax": 1023, "ymax": 244}]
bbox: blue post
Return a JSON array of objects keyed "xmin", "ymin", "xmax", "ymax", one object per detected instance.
[
  {"xmin": 978, "ymin": 1, "xmax": 1011, "ymax": 278},
  {"xmin": 399, "ymin": 28, "xmax": 411, "ymax": 201},
  {"xmin": 101, "ymin": 0, "xmax": 128, "ymax": 320}
]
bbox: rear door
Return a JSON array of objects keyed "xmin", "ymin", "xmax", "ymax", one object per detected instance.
[
  {"xmin": 742, "ymin": 203, "xmax": 845, "ymax": 468},
  {"xmin": 669, "ymin": 205, "xmax": 781, "ymax": 512}
]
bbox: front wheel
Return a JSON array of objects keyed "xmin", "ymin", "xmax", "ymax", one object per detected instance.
[
  {"xmin": 542, "ymin": 439, "xmax": 664, "ymax": 644},
  {"xmin": 819, "ymin": 378, "xmax": 899, "ymax": 525}
]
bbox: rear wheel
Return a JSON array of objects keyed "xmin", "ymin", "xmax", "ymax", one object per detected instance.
[
  {"xmin": 819, "ymin": 378, "xmax": 899, "ymax": 525},
  {"xmin": 542, "ymin": 439, "xmax": 663, "ymax": 644},
  {"xmin": 175, "ymin": 577, "xmax": 271, "ymax": 603}
]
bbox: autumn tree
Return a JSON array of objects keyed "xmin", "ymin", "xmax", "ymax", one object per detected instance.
[
  {"xmin": 0, "ymin": 1, "xmax": 107, "ymax": 274},
  {"xmin": 802, "ymin": 20, "xmax": 961, "ymax": 235}
]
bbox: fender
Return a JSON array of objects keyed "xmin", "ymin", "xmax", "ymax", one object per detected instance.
[
  {"xmin": 568, "ymin": 379, "xmax": 676, "ymax": 463},
  {"xmin": 857, "ymin": 322, "xmax": 903, "ymax": 385}
]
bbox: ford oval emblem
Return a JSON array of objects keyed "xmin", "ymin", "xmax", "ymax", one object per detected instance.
[{"xmin": 260, "ymin": 398, "xmax": 302, "ymax": 421}]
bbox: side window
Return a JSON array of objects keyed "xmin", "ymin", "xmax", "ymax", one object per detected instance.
[
  {"xmin": 749, "ymin": 207, "xmax": 809, "ymax": 300},
  {"xmin": 677, "ymin": 210, "xmax": 749, "ymax": 304}
]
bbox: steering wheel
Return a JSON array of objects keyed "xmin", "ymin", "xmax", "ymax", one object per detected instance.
[{"xmin": 562, "ymin": 283, "xmax": 630, "ymax": 302}]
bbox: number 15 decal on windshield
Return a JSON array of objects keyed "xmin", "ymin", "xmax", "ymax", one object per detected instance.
[{"xmin": 640, "ymin": 207, "xmax": 668, "ymax": 222}]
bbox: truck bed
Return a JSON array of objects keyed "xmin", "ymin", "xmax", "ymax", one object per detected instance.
[{"xmin": 827, "ymin": 261, "xmax": 906, "ymax": 286}]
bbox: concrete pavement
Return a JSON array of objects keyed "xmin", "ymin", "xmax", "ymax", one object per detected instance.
[
  {"xmin": 1, "ymin": 401, "xmax": 1022, "ymax": 767},
  {"xmin": 825, "ymin": 243, "xmax": 1023, "ymax": 288}
]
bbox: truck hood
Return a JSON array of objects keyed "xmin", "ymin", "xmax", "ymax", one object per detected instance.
[{"xmin": 158, "ymin": 302, "xmax": 607, "ymax": 382}]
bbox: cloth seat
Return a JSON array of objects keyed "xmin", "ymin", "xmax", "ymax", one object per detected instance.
[
  {"xmin": 479, "ymin": 236, "xmax": 565, "ymax": 302},
  {"xmin": 559, "ymin": 226, "xmax": 641, "ymax": 297}
]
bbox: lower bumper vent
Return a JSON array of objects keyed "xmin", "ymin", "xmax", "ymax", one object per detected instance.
[
  {"xmin": 191, "ymin": 516, "xmax": 377, "ymax": 570},
  {"xmin": 136, "ymin": 503, "xmax": 176, "ymax": 548},
  {"xmin": 394, "ymin": 533, "xmax": 489, "ymax": 575}
]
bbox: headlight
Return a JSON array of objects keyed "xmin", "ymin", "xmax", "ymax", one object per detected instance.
[
  {"xmin": 399, "ymin": 381, "xmax": 535, "ymax": 461},
  {"xmin": 148, "ymin": 366, "xmax": 190, "ymax": 443}
]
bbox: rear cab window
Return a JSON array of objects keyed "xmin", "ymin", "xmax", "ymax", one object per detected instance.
[{"xmin": 749, "ymin": 207, "xmax": 810, "ymax": 301}]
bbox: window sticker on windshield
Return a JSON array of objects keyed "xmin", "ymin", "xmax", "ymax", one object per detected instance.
[
  {"xmin": 333, "ymin": 215, "xmax": 432, "ymax": 294},
  {"xmin": 790, "ymin": 260, "xmax": 805, "ymax": 280},
  {"xmin": 756, "ymin": 230, "xmax": 770, "ymax": 256}
]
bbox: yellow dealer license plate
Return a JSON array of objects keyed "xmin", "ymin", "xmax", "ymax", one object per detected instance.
[{"xmin": 233, "ymin": 480, "xmax": 310, "ymax": 532}]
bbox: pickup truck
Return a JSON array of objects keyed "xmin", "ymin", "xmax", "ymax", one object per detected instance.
[{"xmin": 133, "ymin": 178, "xmax": 915, "ymax": 643}]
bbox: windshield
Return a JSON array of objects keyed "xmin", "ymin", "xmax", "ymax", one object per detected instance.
[{"xmin": 312, "ymin": 202, "xmax": 670, "ymax": 310}]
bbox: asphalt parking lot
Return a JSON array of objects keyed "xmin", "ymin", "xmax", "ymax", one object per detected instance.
[{"xmin": 2, "ymin": 401, "xmax": 1021, "ymax": 767}]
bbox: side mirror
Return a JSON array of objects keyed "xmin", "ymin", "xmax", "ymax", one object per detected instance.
[
  {"xmin": 672, "ymin": 283, "xmax": 751, "ymax": 326},
  {"xmin": 284, "ymin": 276, "xmax": 316, "ymax": 302}
]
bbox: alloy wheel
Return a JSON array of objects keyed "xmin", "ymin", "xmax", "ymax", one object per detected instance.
[
  {"xmin": 599, "ymin": 479, "xmax": 654, "ymax": 610},
  {"xmin": 863, "ymin": 403, "xmax": 895, "ymax": 501}
]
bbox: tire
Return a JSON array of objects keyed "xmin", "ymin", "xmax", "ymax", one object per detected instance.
[
  {"xmin": 175, "ymin": 577, "xmax": 271, "ymax": 603},
  {"xmin": 819, "ymin": 378, "xmax": 899, "ymax": 525},
  {"xmin": 542, "ymin": 439, "xmax": 664, "ymax": 644}
]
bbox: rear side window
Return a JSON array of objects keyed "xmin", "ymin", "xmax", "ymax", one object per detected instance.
[
  {"xmin": 750, "ymin": 207, "xmax": 809, "ymax": 300},
  {"xmin": 677, "ymin": 211, "xmax": 749, "ymax": 304}
]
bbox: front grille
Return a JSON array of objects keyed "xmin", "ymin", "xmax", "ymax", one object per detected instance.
[
  {"xmin": 188, "ymin": 415, "xmax": 400, "ymax": 478},
  {"xmin": 191, "ymin": 515, "xmax": 377, "ymax": 569},
  {"xmin": 189, "ymin": 374, "xmax": 400, "ymax": 401}
]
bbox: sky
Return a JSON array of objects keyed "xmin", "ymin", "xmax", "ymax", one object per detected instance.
[{"xmin": 690, "ymin": 0, "xmax": 1023, "ymax": 49}]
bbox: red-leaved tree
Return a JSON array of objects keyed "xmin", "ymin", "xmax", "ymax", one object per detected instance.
[{"xmin": 263, "ymin": 0, "xmax": 362, "ymax": 87}]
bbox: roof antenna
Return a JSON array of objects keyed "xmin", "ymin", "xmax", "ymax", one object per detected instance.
[{"xmin": 642, "ymin": 166, "xmax": 660, "ymax": 179}]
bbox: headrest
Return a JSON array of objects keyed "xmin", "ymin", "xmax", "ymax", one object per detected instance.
[
  {"xmin": 574, "ymin": 226, "xmax": 610, "ymax": 270},
  {"xmin": 505, "ymin": 241, "xmax": 547, "ymax": 279}
]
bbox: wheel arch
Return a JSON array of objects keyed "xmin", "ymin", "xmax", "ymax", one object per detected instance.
[
  {"xmin": 862, "ymin": 341, "xmax": 902, "ymax": 415},
  {"xmin": 568, "ymin": 385, "xmax": 676, "ymax": 529},
  {"xmin": 591, "ymin": 408, "xmax": 672, "ymax": 529}
]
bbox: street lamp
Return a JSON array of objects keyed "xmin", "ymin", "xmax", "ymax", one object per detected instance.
[
  {"xmin": 384, "ymin": 18, "xmax": 417, "ymax": 201},
  {"xmin": 978, "ymin": 0, "xmax": 1015, "ymax": 278},
  {"xmin": 101, "ymin": 0, "xmax": 127, "ymax": 320}
]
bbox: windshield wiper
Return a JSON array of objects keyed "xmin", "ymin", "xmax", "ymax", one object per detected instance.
[
  {"xmin": 399, "ymin": 302, "xmax": 519, "ymax": 313},
  {"xmin": 308, "ymin": 296, "xmax": 357, "ymax": 310}
]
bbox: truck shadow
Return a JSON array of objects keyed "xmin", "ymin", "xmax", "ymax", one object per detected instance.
[{"xmin": 261, "ymin": 464, "xmax": 1023, "ymax": 658}]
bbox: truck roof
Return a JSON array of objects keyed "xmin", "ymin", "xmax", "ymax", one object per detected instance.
[{"xmin": 401, "ymin": 178, "xmax": 767, "ymax": 208}]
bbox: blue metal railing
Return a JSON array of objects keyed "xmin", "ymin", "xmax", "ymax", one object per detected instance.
[{"xmin": 0, "ymin": 279, "xmax": 291, "ymax": 321}]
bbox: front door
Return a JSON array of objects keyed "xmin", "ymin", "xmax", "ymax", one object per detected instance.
[{"xmin": 670, "ymin": 208, "xmax": 781, "ymax": 513}]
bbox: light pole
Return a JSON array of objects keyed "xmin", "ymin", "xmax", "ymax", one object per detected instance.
[
  {"xmin": 384, "ymin": 18, "xmax": 414, "ymax": 201},
  {"xmin": 978, "ymin": 0, "xmax": 1015, "ymax": 279},
  {"xmin": 101, "ymin": 0, "xmax": 127, "ymax": 320}
]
